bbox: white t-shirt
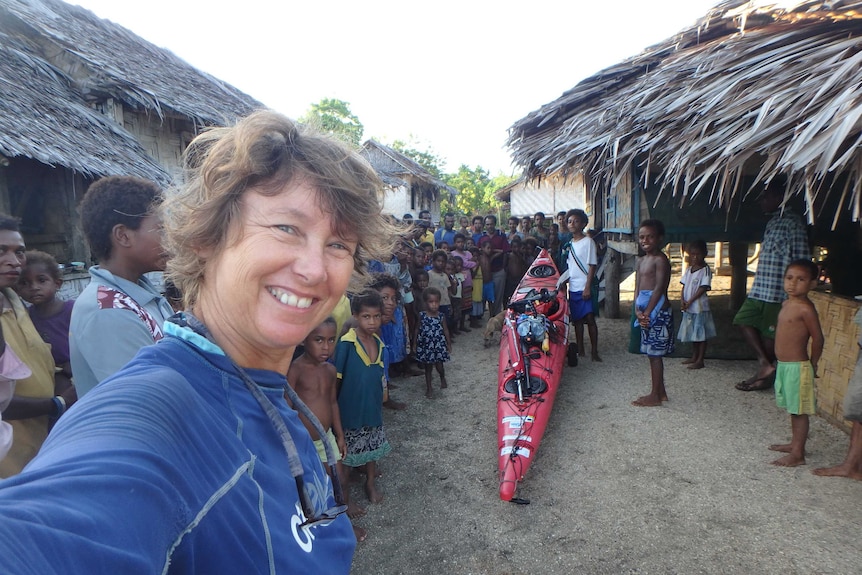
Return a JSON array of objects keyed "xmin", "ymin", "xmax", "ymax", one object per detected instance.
[
  {"xmin": 680, "ymin": 265, "xmax": 712, "ymax": 313},
  {"xmin": 565, "ymin": 236, "xmax": 598, "ymax": 292}
]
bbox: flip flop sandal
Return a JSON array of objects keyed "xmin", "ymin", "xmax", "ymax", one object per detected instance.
[{"xmin": 735, "ymin": 377, "xmax": 772, "ymax": 391}]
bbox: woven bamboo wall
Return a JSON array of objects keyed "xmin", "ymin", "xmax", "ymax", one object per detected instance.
[{"xmin": 810, "ymin": 291, "xmax": 861, "ymax": 434}]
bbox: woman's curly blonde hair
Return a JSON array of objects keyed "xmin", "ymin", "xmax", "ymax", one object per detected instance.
[{"xmin": 162, "ymin": 110, "xmax": 396, "ymax": 308}]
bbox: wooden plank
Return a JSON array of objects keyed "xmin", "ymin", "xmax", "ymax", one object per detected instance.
[{"xmin": 607, "ymin": 239, "xmax": 639, "ymax": 255}]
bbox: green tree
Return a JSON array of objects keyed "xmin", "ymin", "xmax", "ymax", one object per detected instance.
[
  {"xmin": 443, "ymin": 165, "xmax": 514, "ymax": 217},
  {"xmin": 300, "ymin": 98, "xmax": 364, "ymax": 147}
]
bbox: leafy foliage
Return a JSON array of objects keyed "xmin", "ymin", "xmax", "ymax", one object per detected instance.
[
  {"xmin": 303, "ymin": 99, "xmax": 516, "ymax": 218},
  {"xmin": 442, "ymin": 166, "xmax": 514, "ymax": 217},
  {"xmin": 300, "ymin": 98, "xmax": 364, "ymax": 147},
  {"xmin": 391, "ymin": 138, "xmax": 446, "ymax": 181}
]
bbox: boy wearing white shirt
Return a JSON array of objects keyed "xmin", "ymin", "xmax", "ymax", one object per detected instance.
[{"xmin": 559, "ymin": 209, "xmax": 601, "ymax": 364}]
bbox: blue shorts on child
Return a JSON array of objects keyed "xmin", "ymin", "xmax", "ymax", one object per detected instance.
[
  {"xmin": 569, "ymin": 290, "xmax": 593, "ymax": 321},
  {"xmin": 640, "ymin": 307, "xmax": 675, "ymax": 357},
  {"xmin": 482, "ymin": 282, "xmax": 495, "ymax": 303}
]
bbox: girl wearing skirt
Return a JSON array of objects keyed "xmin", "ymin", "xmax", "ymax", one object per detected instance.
[{"xmin": 678, "ymin": 240, "xmax": 717, "ymax": 369}]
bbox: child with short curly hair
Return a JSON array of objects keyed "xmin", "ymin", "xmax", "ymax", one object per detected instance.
[
  {"xmin": 17, "ymin": 251, "xmax": 74, "ymax": 377},
  {"xmin": 414, "ymin": 287, "xmax": 451, "ymax": 399}
]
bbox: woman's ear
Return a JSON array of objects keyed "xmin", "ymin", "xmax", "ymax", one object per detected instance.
[{"xmin": 112, "ymin": 224, "xmax": 133, "ymax": 248}]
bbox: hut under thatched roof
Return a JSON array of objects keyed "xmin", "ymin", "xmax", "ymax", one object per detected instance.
[
  {"xmin": 361, "ymin": 140, "xmax": 457, "ymax": 220},
  {"xmin": 508, "ymin": 0, "xmax": 862, "ymax": 227},
  {"xmin": 0, "ymin": 0, "xmax": 262, "ymax": 264},
  {"xmin": 0, "ymin": 0, "xmax": 262, "ymax": 185}
]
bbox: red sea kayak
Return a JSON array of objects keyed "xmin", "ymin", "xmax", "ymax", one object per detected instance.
[{"xmin": 497, "ymin": 249, "xmax": 569, "ymax": 502}]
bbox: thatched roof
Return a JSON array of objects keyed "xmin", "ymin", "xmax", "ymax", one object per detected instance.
[
  {"xmin": 507, "ymin": 0, "xmax": 862, "ymax": 224},
  {"xmin": 361, "ymin": 140, "xmax": 458, "ymax": 198},
  {"xmin": 0, "ymin": 0, "xmax": 262, "ymax": 184}
]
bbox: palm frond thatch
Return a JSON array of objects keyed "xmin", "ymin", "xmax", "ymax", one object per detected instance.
[
  {"xmin": 361, "ymin": 140, "xmax": 457, "ymax": 198},
  {"xmin": 507, "ymin": 0, "xmax": 862, "ymax": 223},
  {"xmin": 0, "ymin": 0, "xmax": 263, "ymax": 183}
]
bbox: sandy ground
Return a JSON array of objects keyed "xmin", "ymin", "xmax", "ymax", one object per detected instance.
[{"xmin": 349, "ymin": 295, "xmax": 862, "ymax": 574}]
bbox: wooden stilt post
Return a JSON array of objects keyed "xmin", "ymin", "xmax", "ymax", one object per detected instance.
[
  {"xmin": 728, "ymin": 242, "xmax": 749, "ymax": 310},
  {"xmin": 714, "ymin": 241, "xmax": 723, "ymax": 271},
  {"xmin": 604, "ymin": 247, "xmax": 621, "ymax": 319}
]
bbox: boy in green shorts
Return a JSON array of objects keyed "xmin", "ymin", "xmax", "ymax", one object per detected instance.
[{"xmin": 768, "ymin": 259, "xmax": 824, "ymax": 467}]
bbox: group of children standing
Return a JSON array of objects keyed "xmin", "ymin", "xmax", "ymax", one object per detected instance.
[
  {"xmin": 285, "ymin": 241, "xmax": 469, "ymax": 540},
  {"xmin": 632, "ymin": 219, "xmax": 825, "ymax": 469},
  {"xmin": 284, "ymin": 212, "xmax": 833, "ymax": 543}
]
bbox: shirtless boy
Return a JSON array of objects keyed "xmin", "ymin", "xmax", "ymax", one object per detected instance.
[
  {"xmin": 287, "ymin": 317, "xmax": 367, "ymax": 541},
  {"xmin": 477, "ymin": 237, "xmax": 495, "ymax": 317},
  {"xmin": 632, "ymin": 220, "xmax": 674, "ymax": 407},
  {"xmin": 769, "ymin": 259, "xmax": 824, "ymax": 467}
]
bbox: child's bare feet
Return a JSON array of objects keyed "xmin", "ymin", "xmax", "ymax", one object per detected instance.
[
  {"xmin": 365, "ymin": 482, "xmax": 384, "ymax": 504},
  {"xmin": 383, "ymin": 399, "xmax": 407, "ymax": 411},
  {"xmin": 349, "ymin": 467, "xmax": 382, "ymax": 483},
  {"xmin": 681, "ymin": 357, "xmax": 695, "ymax": 364},
  {"xmin": 769, "ymin": 443, "xmax": 793, "ymax": 453},
  {"xmin": 353, "ymin": 526, "xmax": 367, "ymax": 542},
  {"xmin": 686, "ymin": 362, "xmax": 704, "ymax": 370},
  {"xmin": 812, "ymin": 464, "xmax": 862, "ymax": 480},
  {"xmin": 632, "ymin": 394, "xmax": 663, "ymax": 407},
  {"xmin": 347, "ymin": 501, "xmax": 366, "ymax": 519},
  {"xmin": 770, "ymin": 454, "xmax": 806, "ymax": 467},
  {"xmin": 425, "ymin": 391, "xmax": 434, "ymax": 399},
  {"xmin": 591, "ymin": 352, "xmax": 602, "ymax": 362},
  {"xmin": 440, "ymin": 375, "xmax": 447, "ymax": 389}
]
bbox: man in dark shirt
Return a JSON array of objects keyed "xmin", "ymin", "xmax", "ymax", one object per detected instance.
[{"xmin": 482, "ymin": 215, "xmax": 510, "ymax": 316}]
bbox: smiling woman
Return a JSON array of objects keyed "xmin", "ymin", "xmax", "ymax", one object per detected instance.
[{"xmin": 0, "ymin": 110, "xmax": 397, "ymax": 574}]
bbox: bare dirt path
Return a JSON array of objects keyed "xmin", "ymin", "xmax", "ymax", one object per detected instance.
[{"xmin": 350, "ymin": 311, "xmax": 861, "ymax": 575}]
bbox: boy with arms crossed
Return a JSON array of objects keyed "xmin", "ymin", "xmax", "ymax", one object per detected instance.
[
  {"xmin": 633, "ymin": 220, "xmax": 674, "ymax": 407},
  {"xmin": 769, "ymin": 259, "xmax": 824, "ymax": 467}
]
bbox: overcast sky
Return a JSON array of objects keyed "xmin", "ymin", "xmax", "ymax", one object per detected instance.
[{"xmin": 72, "ymin": 0, "xmax": 721, "ymax": 175}]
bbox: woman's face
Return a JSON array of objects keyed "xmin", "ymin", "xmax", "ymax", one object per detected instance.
[
  {"xmin": 197, "ymin": 180, "xmax": 357, "ymax": 370},
  {"xmin": 131, "ymin": 214, "xmax": 168, "ymax": 273},
  {"xmin": 378, "ymin": 286, "xmax": 398, "ymax": 322}
]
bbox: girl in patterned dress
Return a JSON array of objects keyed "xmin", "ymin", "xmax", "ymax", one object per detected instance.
[
  {"xmin": 335, "ymin": 290, "xmax": 391, "ymax": 503},
  {"xmin": 414, "ymin": 287, "xmax": 451, "ymax": 399},
  {"xmin": 678, "ymin": 240, "xmax": 717, "ymax": 370}
]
